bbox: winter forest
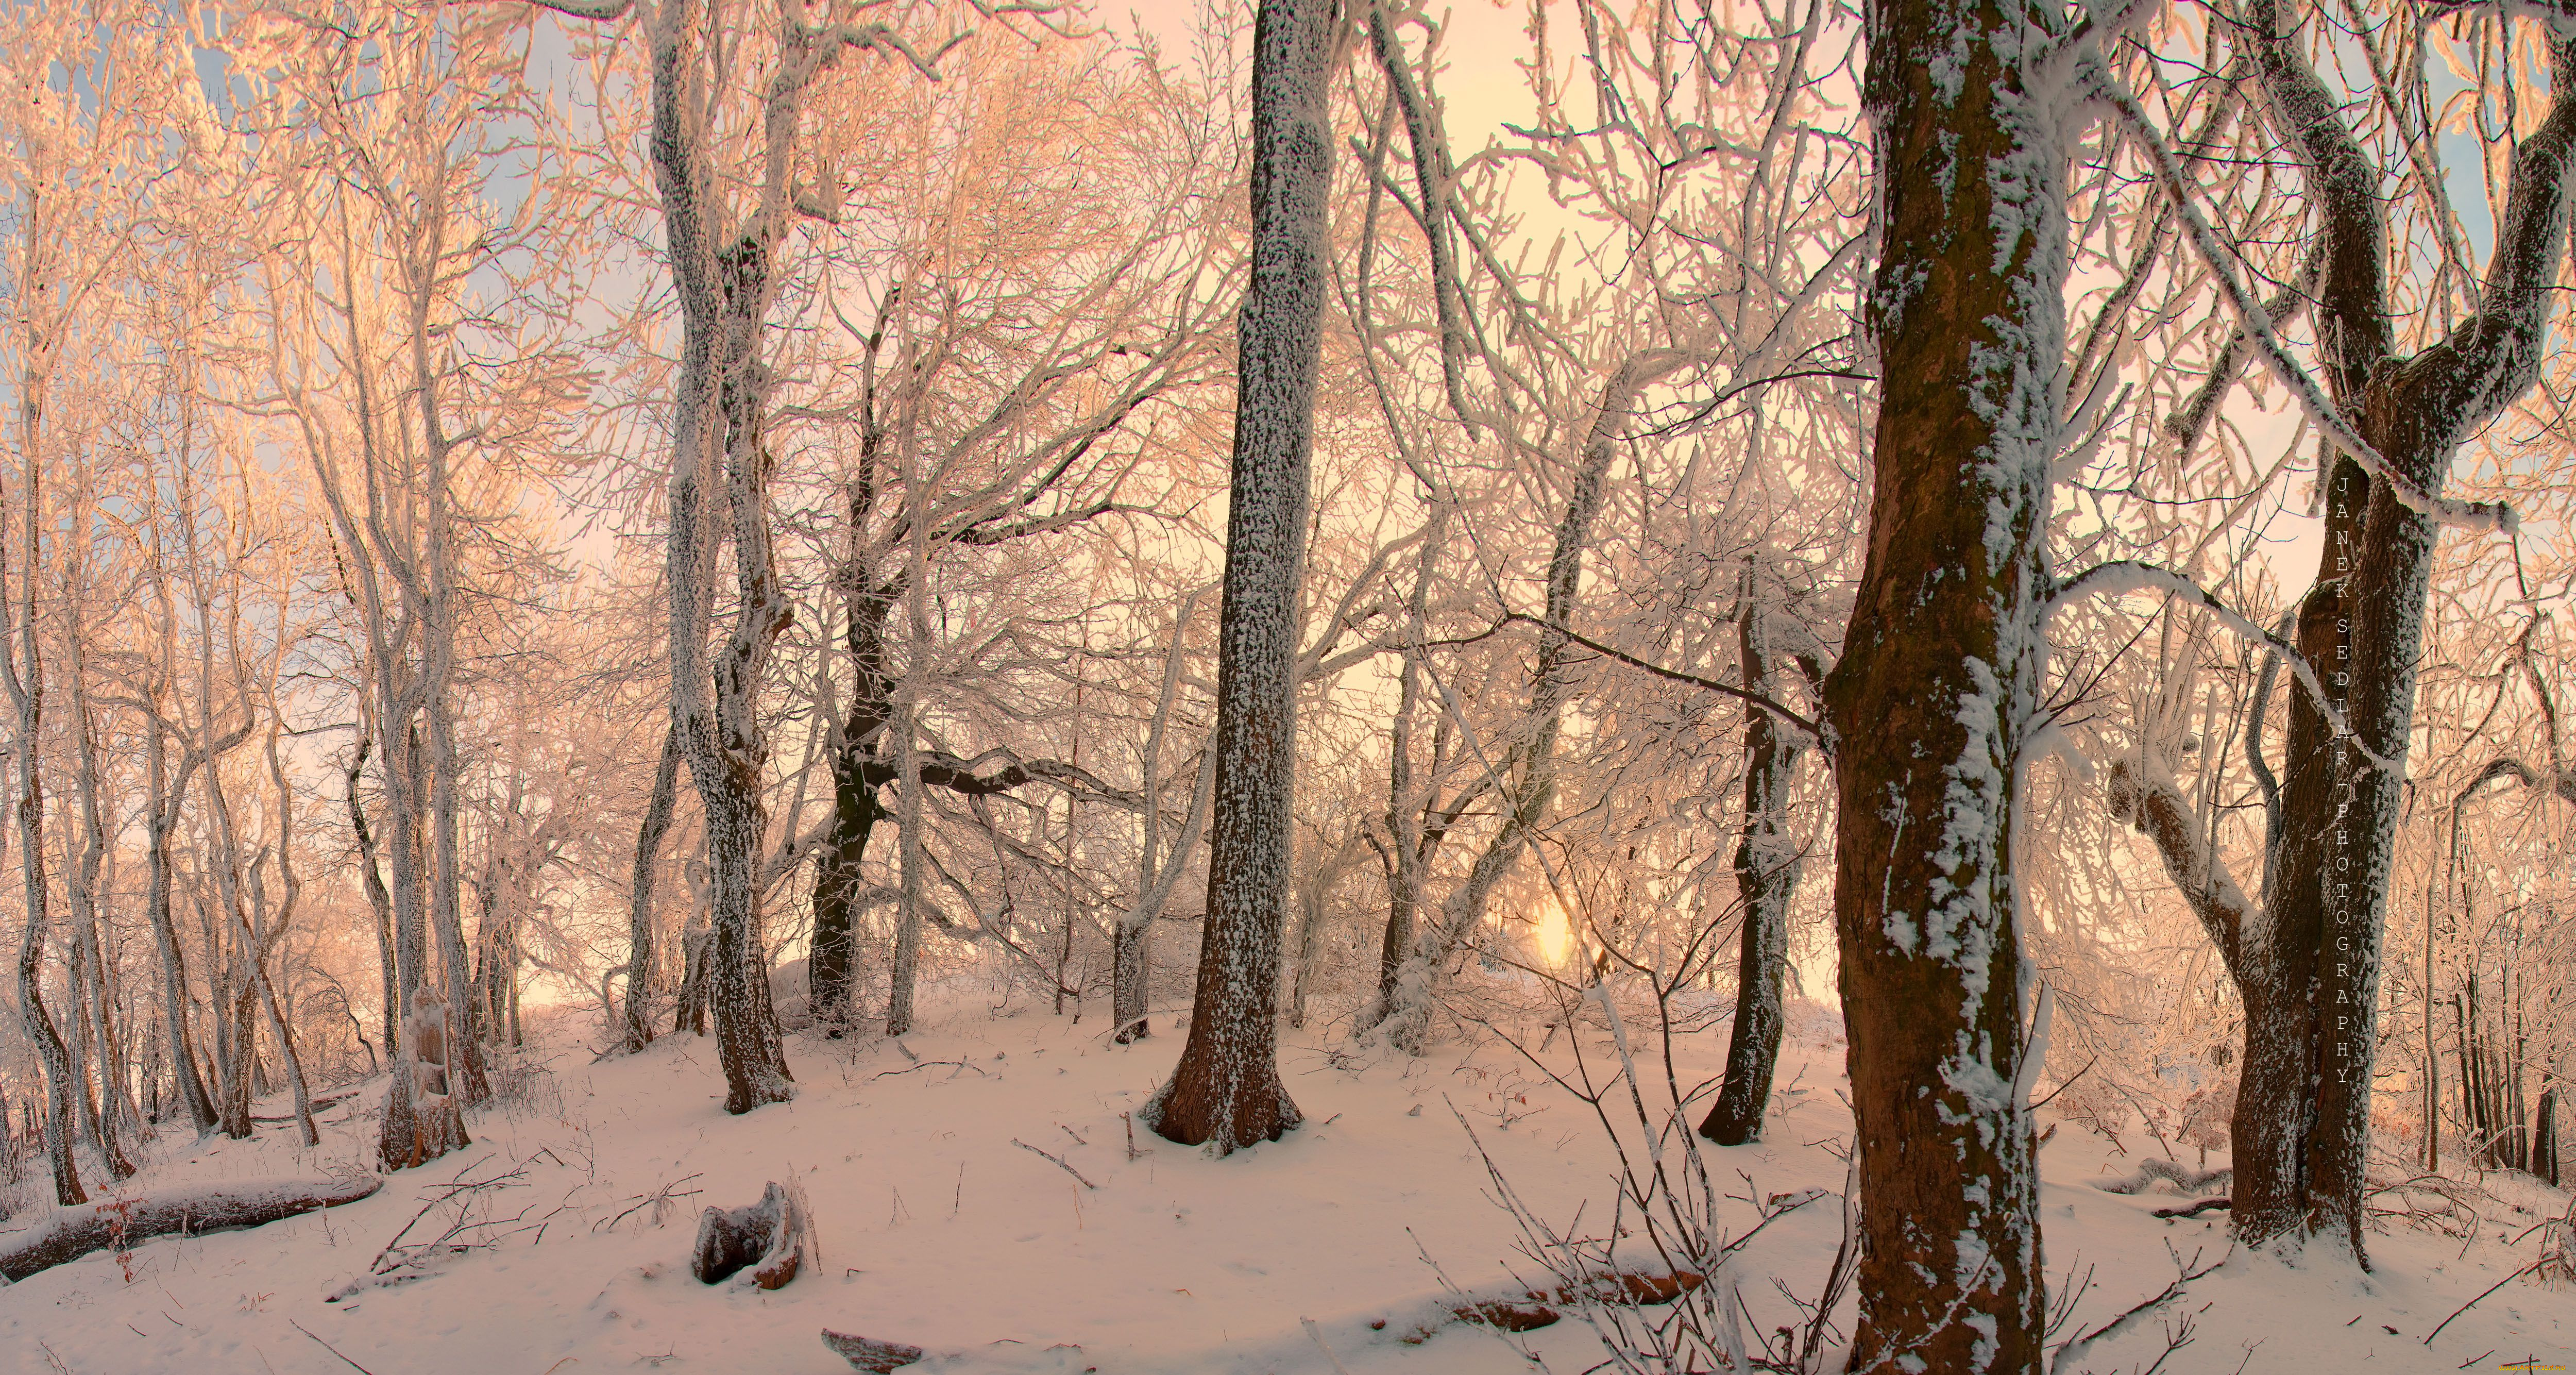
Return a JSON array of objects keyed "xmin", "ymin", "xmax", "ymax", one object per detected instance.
[{"xmin": 3, "ymin": 0, "xmax": 2576, "ymax": 1370}]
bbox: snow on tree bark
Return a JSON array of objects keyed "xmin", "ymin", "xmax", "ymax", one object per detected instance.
[
  {"xmin": 4, "ymin": 459, "xmax": 86, "ymax": 1206},
  {"xmin": 640, "ymin": 0, "xmax": 866, "ymax": 1114},
  {"xmin": 1825, "ymin": 0, "xmax": 2061, "ymax": 1361},
  {"xmin": 2096, "ymin": 0, "xmax": 2576, "ymax": 1264},
  {"xmin": 145, "ymin": 715, "xmax": 221, "ymax": 1135},
  {"xmin": 0, "ymin": 1174, "xmax": 383, "ymax": 1282},
  {"xmin": 379, "ymin": 988, "xmax": 468, "ymax": 1172},
  {"xmin": 621, "ymin": 722, "xmax": 682, "ymax": 1051},
  {"xmin": 1143, "ymin": 0, "xmax": 1336, "ymax": 1153},
  {"xmin": 1702, "ymin": 565, "xmax": 1805, "ymax": 1146}
]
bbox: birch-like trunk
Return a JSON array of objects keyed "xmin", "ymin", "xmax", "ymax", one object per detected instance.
[
  {"xmin": 1371, "ymin": 360, "xmax": 1659, "ymax": 1053},
  {"xmin": 647, "ymin": 0, "xmax": 816, "ymax": 1113},
  {"xmin": 142, "ymin": 714, "xmax": 217, "ymax": 1134},
  {"xmin": 346, "ymin": 738, "xmax": 400, "ymax": 1059},
  {"xmin": 3, "ymin": 462, "xmax": 84, "ymax": 1206}
]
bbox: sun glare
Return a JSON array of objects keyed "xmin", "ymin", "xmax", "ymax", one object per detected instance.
[{"xmin": 1534, "ymin": 898, "xmax": 1574, "ymax": 967}]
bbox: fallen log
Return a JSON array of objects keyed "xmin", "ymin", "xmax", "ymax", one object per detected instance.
[
  {"xmin": 2151, "ymin": 1196, "xmax": 2231, "ymax": 1219},
  {"xmin": 0, "ymin": 1174, "xmax": 383, "ymax": 1282},
  {"xmin": 2093, "ymin": 1160, "xmax": 2231, "ymax": 1196},
  {"xmin": 253, "ymin": 1091, "xmax": 357, "ymax": 1124},
  {"xmin": 1383, "ymin": 1268, "xmax": 1709, "ymax": 1342}
]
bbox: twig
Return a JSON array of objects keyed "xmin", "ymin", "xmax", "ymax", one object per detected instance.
[
  {"xmin": 292, "ymin": 1318, "xmax": 380, "ymax": 1374},
  {"xmin": 1300, "ymin": 1317, "xmax": 1360, "ymax": 1375},
  {"xmin": 2424, "ymin": 1261, "xmax": 2537, "ymax": 1345},
  {"xmin": 1011, "ymin": 1137, "xmax": 1098, "ymax": 1189},
  {"xmin": 2029, "ymin": 1057, "xmax": 2098, "ymax": 1113},
  {"xmin": 598, "ymin": 1173, "xmax": 704, "ymax": 1232},
  {"xmin": 870, "ymin": 1059, "xmax": 987, "ymax": 1081},
  {"xmin": 2049, "ymin": 1245, "xmax": 2220, "ymax": 1372}
]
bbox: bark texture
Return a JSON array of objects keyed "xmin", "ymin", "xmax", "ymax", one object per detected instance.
[
  {"xmin": 0, "ymin": 1175, "xmax": 382, "ymax": 1282},
  {"xmin": 1144, "ymin": 0, "xmax": 1337, "ymax": 1153},
  {"xmin": 1701, "ymin": 571, "xmax": 1805, "ymax": 1145},
  {"xmin": 1826, "ymin": 0, "xmax": 2058, "ymax": 1361},
  {"xmin": 2104, "ymin": 2, "xmax": 2576, "ymax": 1264}
]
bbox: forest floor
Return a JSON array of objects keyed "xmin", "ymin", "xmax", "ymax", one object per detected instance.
[{"xmin": 2, "ymin": 991, "xmax": 2570, "ymax": 1374}]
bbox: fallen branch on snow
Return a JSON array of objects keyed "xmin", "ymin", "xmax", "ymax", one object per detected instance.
[
  {"xmin": 820, "ymin": 1329, "xmax": 929, "ymax": 1372},
  {"xmin": 0, "ymin": 1175, "xmax": 382, "ymax": 1282},
  {"xmin": 2151, "ymin": 1197, "xmax": 2231, "ymax": 1219},
  {"xmin": 254, "ymin": 1091, "xmax": 357, "ymax": 1124},
  {"xmin": 2094, "ymin": 1159, "xmax": 2231, "ymax": 1196}
]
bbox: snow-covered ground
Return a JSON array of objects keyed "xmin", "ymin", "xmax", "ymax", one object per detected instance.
[{"xmin": 3, "ymin": 997, "xmax": 2569, "ymax": 1373}]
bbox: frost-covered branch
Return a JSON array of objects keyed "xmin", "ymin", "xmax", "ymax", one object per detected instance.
[
  {"xmin": 2046, "ymin": 560, "xmax": 2391, "ymax": 769},
  {"xmin": 1364, "ymin": 2, "xmax": 1479, "ymax": 434},
  {"xmin": 2104, "ymin": 758, "xmax": 2253, "ymax": 982},
  {"xmin": 2084, "ymin": 55, "xmax": 2517, "ymax": 534},
  {"xmin": 2384, "ymin": 26, "xmax": 2576, "ymax": 444},
  {"xmin": 1471, "ymin": 612, "xmax": 1824, "ymax": 743}
]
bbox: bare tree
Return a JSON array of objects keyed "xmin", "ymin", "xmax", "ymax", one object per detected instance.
[{"xmin": 2098, "ymin": 0, "xmax": 2576, "ymax": 1261}]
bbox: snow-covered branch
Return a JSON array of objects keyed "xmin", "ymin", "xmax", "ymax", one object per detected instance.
[
  {"xmin": 2084, "ymin": 56, "xmax": 2518, "ymax": 535},
  {"xmin": 2104, "ymin": 758, "xmax": 2253, "ymax": 982},
  {"xmin": 2045, "ymin": 560, "xmax": 2392, "ymax": 770}
]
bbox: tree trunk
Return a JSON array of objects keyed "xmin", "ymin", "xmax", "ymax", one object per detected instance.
[
  {"xmin": 63, "ymin": 597, "xmax": 140, "ymax": 1175},
  {"xmin": 375, "ymin": 717, "xmax": 461, "ymax": 1168},
  {"xmin": 1116, "ymin": 593, "xmax": 1212, "ymax": 1044},
  {"xmin": 1702, "ymin": 567, "xmax": 1804, "ymax": 1146},
  {"xmin": 809, "ymin": 725, "xmax": 881, "ymax": 1029},
  {"xmin": 1824, "ymin": 0, "xmax": 2059, "ymax": 1359},
  {"xmin": 1144, "ymin": 0, "xmax": 1334, "ymax": 1153},
  {"xmin": 2222, "ymin": 1, "xmax": 2576, "ymax": 1263},
  {"xmin": 143, "ymin": 719, "xmax": 217, "ymax": 1135},
  {"xmin": 616, "ymin": 722, "xmax": 683, "ymax": 1050},
  {"xmin": 4, "ymin": 469, "xmax": 87, "ymax": 1208},
  {"xmin": 2533, "ymin": 1087, "xmax": 2560, "ymax": 1188},
  {"xmin": 649, "ymin": 1, "xmax": 800, "ymax": 1114},
  {"xmin": 1368, "ymin": 506, "xmax": 1445, "ymax": 1025},
  {"xmin": 1369, "ymin": 358, "xmax": 1665, "ymax": 1052},
  {"xmin": 428, "ymin": 698, "xmax": 490, "ymax": 1104},
  {"xmin": 886, "ymin": 713, "xmax": 926, "ymax": 1038}
]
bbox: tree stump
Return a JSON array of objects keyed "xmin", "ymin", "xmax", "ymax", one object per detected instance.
[{"xmin": 690, "ymin": 1179, "xmax": 812, "ymax": 1289}]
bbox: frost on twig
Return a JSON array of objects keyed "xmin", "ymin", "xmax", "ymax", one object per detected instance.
[{"xmin": 2085, "ymin": 56, "xmax": 2517, "ymax": 535}]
